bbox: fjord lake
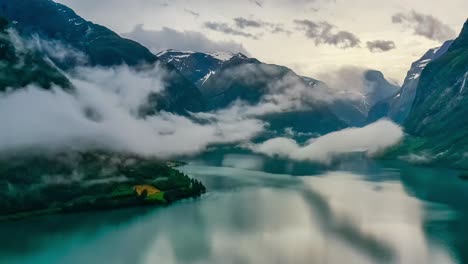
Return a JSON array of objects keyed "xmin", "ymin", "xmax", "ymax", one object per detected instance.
[{"xmin": 0, "ymin": 152, "xmax": 467, "ymax": 264}]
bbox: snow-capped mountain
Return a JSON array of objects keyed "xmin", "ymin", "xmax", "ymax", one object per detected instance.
[
  {"xmin": 157, "ymin": 50, "xmax": 253, "ymax": 87},
  {"xmin": 367, "ymin": 40, "xmax": 453, "ymax": 123}
]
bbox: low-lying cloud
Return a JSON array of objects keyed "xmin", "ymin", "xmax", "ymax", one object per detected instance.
[
  {"xmin": 122, "ymin": 25, "xmax": 249, "ymax": 55},
  {"xmin": 391, "ymin": 10, "xmax": 456, "ymax": 42},
  {"xmin": 0, "ymin": 65, "xmax": 265, "ymax": 157},
  {"xmin": 250, "ymin": 119, "xmax": 404, "ymax": 164},
  {"xmin": 199, "ymin": 63, "xmax": 339, "ymax": 115},
  {"xmin": 0, "ymin": 32, "xmax": 263, "ymax": 158},
  {"xmin": 294, "ymin": 19, "xmax": 361, "ymax": 48}
]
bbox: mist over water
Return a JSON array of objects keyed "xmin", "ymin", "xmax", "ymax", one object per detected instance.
[{"xmin": 0, "ymin": 152, "xmax": 467, "ymax": 264}]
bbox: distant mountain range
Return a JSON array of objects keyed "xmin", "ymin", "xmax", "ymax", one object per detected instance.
[
  {"xmin": 158, "ymin": 49, "xmax": 351, "ymax": 134},
  {"xmin": 157, "ymin": 49, "xmax": 399, "ymax": 128}
]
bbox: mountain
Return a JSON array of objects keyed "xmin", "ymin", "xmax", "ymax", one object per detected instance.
[
  {"xmin": 328, "ymin": 70, "xmax": 400, "ymax": 125},
  {"xmin": 199, "ymin": 57, "xmax": 284, "ymax": 109},
  {"xmin": 390, "ymin": 20, "xmax": 468, "ymax": 168},
  {"xmin": 406, "ymin": 20, "xmax": 468, "ymax": 135},
  {"xmin": 0, "ymin": 17, "xmax": 70, "ymax": 91},
  {"xmin": 361, "ymin": 70, "xmax": 400, "ymax": 113},
  {"xmin": 157, "ymin": 50, "xmax": 253, "ymax": 87},
  {"xmin": 201, "ymin": 57, "xmax": 349, "ymax": 135},
  {"xmin": 0, "ymin": 0, "xmax": 204, "ymax": 114},
  {"xmin": 328, "ymin": 99, "xmax": 368, "ymax": 126},
  {"xmin": 368, "ymin": 40, "xmax": 453, "ymax": 123},
  {"xmin": 158, "ymin": 49, "xmax": 348, "ymax": 135},
  {"xmin": 157, "ymin": 49, "xmax": 404, "ymax": 128}
]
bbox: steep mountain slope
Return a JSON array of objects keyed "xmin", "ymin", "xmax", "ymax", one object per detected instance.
[
  {"xmin": 328, "ymin": 99, "xmax": 368, "ymax": 126},
  {"xmin": 368, "ymin": 40, "xmax": 453, "ymax": 123},
  {"xmin": 0, "ymin": 0, "xmax": 156, "ymax": 67},
  {"xmin": 392, "ymin": 20, "xmax": 468, "ymax": 168},
  {"xmin": 200, "ymin": 58, "xmax": 285, "ymax": 109},
  {"xmin": 406, "ymin": 20, "xmax": 468, "ymax": 135},
  {"xmin": 0, "ymin": 0, "xmax": 204, "ymax": 114},
  {"xmin": 0, "ymin": 17, "xmax": 70, "ymax": 91}
]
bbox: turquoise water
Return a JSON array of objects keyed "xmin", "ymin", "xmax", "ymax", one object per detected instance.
[{"xmin": 0, "ymin": 153, "xmax": 467, "ymax": 264}]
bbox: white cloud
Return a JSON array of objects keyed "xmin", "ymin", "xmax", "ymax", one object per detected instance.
[
  {"xmin": 392, "ymin": 11, "xmax": 456, "ymax": 42},
  {"xmin": 0, "ymin": 64, "xmax": 264, "ymax": 158},
  {"xmin": 250, "ymin": 119, "xmax": 404, "ymax": 164}
]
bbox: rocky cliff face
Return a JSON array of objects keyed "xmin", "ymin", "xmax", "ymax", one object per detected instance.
[
  {"xmin": 367, "ymin": 40, "xmax": 453, "ymax": 123},
  {"xmin": 394, "ymin": 20, "xmax": 468, "ymax": 168}
]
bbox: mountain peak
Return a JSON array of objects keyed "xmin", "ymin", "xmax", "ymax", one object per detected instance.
[
  {"xmin": 208, "ymin": 51, "xmax": 238, "ymax": 62},
  {"xmin": 364, "ymin": 70, "xmax": 385, "ymax": 82},
  {"xmin": 448, "ymin": 19, "xmax": 468, "ymax": 51},
  {"xmin": 156, "ymin": 49, "xmax": 245, "ymax": 63}
]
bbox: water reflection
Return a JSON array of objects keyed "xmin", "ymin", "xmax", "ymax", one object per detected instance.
[{"xmin": 0, "ymin": 154, "xmax": 466, "ymax": 264}]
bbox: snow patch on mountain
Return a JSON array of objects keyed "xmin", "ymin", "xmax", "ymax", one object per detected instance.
[
  {"xmin": 460, "ymin": 71, "xmax": 468, "ymax": 93},
  {"xmin": 201, "ymin": 71, "xmax": 216, "ymax": 85},
  {"xmin": 209, "ymin": 51, "xmax": 237, "ymax": 62},
  {"xmin": 157, "ymin": 49, "xmax": 237, "ymax": 63}
]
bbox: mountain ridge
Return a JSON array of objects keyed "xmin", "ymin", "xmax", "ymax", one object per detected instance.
[
  {"xmin": 0, "ymin": 0, "xmax": 205, "ymax": 114},
  {"xmin": 388, "ymin": 19, "xmax": 468, "ymax": 168}
]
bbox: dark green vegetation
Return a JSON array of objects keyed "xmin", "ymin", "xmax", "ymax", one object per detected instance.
[
  {"xmin": 0, "ymin": 152, "xmax": 205, "ymax": 221},
  {"xmin": 0, "ymin": 17, "xmax": 70, "ymax": 91},
  {"xmin": 0, "ymin": 0, "xmax": 204, "ymax": 114},
  {"xmin": 389, "ymin": 20, "xmax": 468, "ymax": 169}
]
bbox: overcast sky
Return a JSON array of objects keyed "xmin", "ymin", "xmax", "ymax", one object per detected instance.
[{"xmin": 56, "ymin": 0, "xmax": 467, "ymax": 83}]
